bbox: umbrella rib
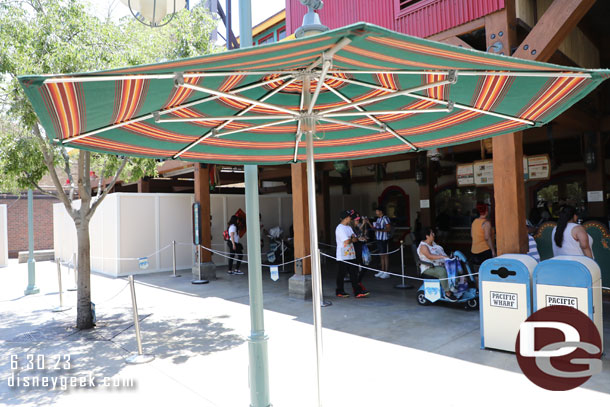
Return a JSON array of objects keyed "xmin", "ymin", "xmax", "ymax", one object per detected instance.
[
  {"xmin": 323, "ymin": 109, "xmax": 451, "ymax": 117},
  {"xmin": 179, "ymin": 79, "xmax": 295, "ymax": 116},
  {"xmin": 327, "ymin": 70, "xmax": 591, "ymax": 79},
  {"xmin": 318, "ymin": 117, "xmax": 386, "ymax": 133},
  {"xmin": 318, "ymin": 79, "xmax": 454, "ymax": 115},
  {"xmin": 308, "ymin": 60, "xmax": 331, "ymax": 114},
  {"xmin": 43, "ymin": 71, "xmax": 299, "ymax": 84},
  {"xmin": 61, "ymin": 74, "xmax": 294, "ymax": 145},
  {"xmin": 330, "ymin": 75, "xmax": 535, "ymax": 126},
  {"xmin": 322, "ymin": 83, "xmax": 418, "ymax": 151},
  {"xmin": 307, "ymin": 37, "xmax": 352, "ymax": 71},
  {"xmin": 158, "ymin": 114, "xmax": 295, "ymax": 123},
  {"xmin": 293, "ymin": 132, "xmax": 303, "ymax": 163},
  {"xmin": 214, "ymin": 118, "xmax": 296, "ymax": 138},
  {"xmin": 172, "ymin": 77, "xmax": 299, "ymax": 159}
]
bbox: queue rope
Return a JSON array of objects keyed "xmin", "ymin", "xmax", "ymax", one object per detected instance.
[
  {"xmin": 319, "ymin": 252, "xmax": 479, "ymax": 282},
  {"xmin": 198, "ymin": 243, "xmax": 311, "ymax": 268},
  {"xmin": 318, "ymin": 241, "xmax": 403, "ymax": 256},
  {"xmin": 90, "ymin": 243, "xmax": 173, "ymax": 261}
]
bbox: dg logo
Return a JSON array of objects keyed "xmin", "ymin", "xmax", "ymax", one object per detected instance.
[{"xmin": 516, "ymin": 305, "xmax": 603, "ymax": 391}]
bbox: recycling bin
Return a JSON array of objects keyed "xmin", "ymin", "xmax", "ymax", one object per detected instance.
[
  {"xmin": 533, "ymin": 255, "xmax": 603, "ymax": 350},
  {"xmin": 479, "ymin": 254, "xmax": 538, "ymax": 352}
]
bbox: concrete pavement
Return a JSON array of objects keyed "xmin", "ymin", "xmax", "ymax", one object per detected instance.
[{"xmin": 0, "ymin": 258, "xmax": 609, "ymax": 406}]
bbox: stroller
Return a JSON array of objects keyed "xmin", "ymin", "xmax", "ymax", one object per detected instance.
[{"xmin": 414, "ymin": 248, "xmax": 479, "ymax": 310}]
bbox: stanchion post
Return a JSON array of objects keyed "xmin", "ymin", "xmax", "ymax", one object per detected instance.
[
  {"xmin": 395, "ymin": 240, "xmax": 413, "ymax": 289},
  {"xmin": 67, "ymin": 253, "xmax": 77, "ymax": 292},
  {"xmin": 52, "ymin": 261, "xmax": 70, "ymax": 312},
  {"xmin": 126, "ymin": 275, "xmax": 154, "ymax": 364},
  {"xmin": 171, "ymin": 240, "xmax": 181, "ymax": 278},
  {"xmin": 281, "ymin": 240, "xmax": 285, "ymax": 273}
]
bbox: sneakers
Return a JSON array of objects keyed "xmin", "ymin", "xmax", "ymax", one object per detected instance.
[
  {"xmin": 355, "ymin": 292, "xmax": 370, "ymax": 298},
  {"xmin": 336, "ymin": 291, "xmax": 350, "ymax": 298},
  {"xmin": 445, "ymin": 291, "xmax": 458, "ymax": 302},
  {"xmin": 379, "ymin": 272, "xmax": 390, "ymax": 279},
  {"xmin": 232, "ymin": 269, "xmax": 244, "ymax": 275},
  {"xmin": 374, "ymin": 272, "xmax": 383, "ymax": 278}
]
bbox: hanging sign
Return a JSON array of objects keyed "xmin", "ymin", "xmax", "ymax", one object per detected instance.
[
  {"xmin": 474, "ymin": 160, "xmax": 493, "ymax": 185},
  {"xmin": 423, "ymin": 280, "xmax": 441, "ymax": 303},
  {"xmin": 527, "ymin": 155, "xmax": 550, "ymax": 180},
  {"xmin": 138, "ymin": 257, "xmax": 149, "ymax": 270},
  {"xmin": 457, "ymin": 163, "xmax": 475, "ymax": 186},
  {"xmin": 270, "ymin": 266, "xmax": 279, "ymax": 281}
]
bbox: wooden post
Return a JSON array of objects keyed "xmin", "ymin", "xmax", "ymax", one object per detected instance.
[
  {"xmin": 585, "ymin": 132, "xmax": 606, "ymax": 218},
  {"xmin": 194, "ymin": 164, "xmax": 212, "ymax": 263},
  {"xmin": 137, "ymin": 177, "xmax": 150, "ymax": 193},
  {"xmin": 291, "ymin": 162, "xmax": 311, "ymax": 275}
]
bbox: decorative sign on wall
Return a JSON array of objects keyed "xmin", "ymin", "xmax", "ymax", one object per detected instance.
[
  {"xmin": 527, "ymin": 155, "xmax": 550, "ymax": 180},
  {"xmin": 474, "ymin": 160, "xmax": 494, "ymax": 185},
  {"xmin": 457, "ymin": 163, "xmax": 475, "ymax": 186}
]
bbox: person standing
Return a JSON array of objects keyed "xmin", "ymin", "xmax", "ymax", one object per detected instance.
[
  {"xmin": 470, "ymin": 203, "xmax": 495, "ymax": 265},
  {"xmin": 350, "ymin": 210, "xmax": 370, "ymax": 295},
  {"xmin": 227, "ymin": 215, "xmax": 244, "ymax": 275},
  {"xmin": 552, "ymin": 205, "xmax": 593, "ymax": 258},
  {"xmin": 373, "ymin": 207, "xmax": 391, "ymax": 279},
  {"xmin": 335, "ymin": 210, "xmax": 368, "ymax": 298}
]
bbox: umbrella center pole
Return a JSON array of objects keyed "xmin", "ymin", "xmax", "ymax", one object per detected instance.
[{"xmin": 301, "ymin": 74, "xmax": 325, "ymax": 407}]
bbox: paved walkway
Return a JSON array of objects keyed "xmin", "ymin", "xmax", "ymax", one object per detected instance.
[{"xmin": 0, "ymin": 258, "xmax": 609, "ymax": 406}]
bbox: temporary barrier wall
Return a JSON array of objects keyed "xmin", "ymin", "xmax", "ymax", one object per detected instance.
[{"xmin": 0, "ymin": 205, "xmax": 7, "ymax": 267}]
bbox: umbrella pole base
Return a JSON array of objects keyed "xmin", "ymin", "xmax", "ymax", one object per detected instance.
[{"xmin": 125, "ymin": 354, "xmax": 155, "ymax": 364}]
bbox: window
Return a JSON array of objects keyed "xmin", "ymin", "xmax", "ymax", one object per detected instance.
[
  {"xmin": 397, "ymin": 0, "xmax": 426, "ymax": 12},
  {"xmin": 277, "ymin": 27, "xmax": 286, "ymax": 41},
  {"xmin": 258, "ymin": 33, "xmax": 274, "ymax": 45}
]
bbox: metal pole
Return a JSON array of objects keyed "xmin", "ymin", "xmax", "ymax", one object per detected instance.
[
  {"xmin": 171, "ymin": 240, "xmax": 181, "ymax": 277},
  {"xmin": 240, "ymin": 1, "xmax": 270, "ymax": 406},
  {"xmin": 281, "ymin": 240, "xmax": 285, "ymax": 273},
  {"xmin": 395, "ymin": 240, "xmax": 413, "ymax": 289},
  {"xmin": 24, "ymin": 190, "xmax": 39, "ymax": 295},
  {"xmin": 126, "ymin": 275, "xmax": 154, "ymax": 364},
  {"xmin": 304, "ymin": 74, "xmax": 326, "ymax": 406},
  {"xmin": 52, "ymin": 261, "xmax": 70, "ymax": 312}
]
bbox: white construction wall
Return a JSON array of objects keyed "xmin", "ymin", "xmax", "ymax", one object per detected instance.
[
  {"xmin": 0, "ymin": 205, "xmax": 7, "ymax": 267},
  {"xmin": 53, "ymin": 192, "xmax": 303, "ymax": 277}
]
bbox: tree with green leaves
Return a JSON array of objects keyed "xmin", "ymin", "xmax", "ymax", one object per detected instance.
[{"xmin": 0, "ymin": 0, "xmax": 218, "ymax": 329}]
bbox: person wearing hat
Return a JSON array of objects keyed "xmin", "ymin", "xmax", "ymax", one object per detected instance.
[{"xmin": 335, "ymin": 210, "xmax": 369, "ymax": 298}]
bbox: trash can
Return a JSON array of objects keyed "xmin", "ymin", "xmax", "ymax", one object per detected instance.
[
  {"xmin": 533, "ymin": 255, "xmax": 603, "ymax": 350},
  {"xmin": 479, "ymin": 254, "xmax": 538, "ymax": 352}
]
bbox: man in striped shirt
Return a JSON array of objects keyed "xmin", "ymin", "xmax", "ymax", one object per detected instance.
[
  {"xmin": 373, "ymin": 207, "xmax": 391, "ymax": 279},
  {"xmin": 527, "ymin": 221, "xmax": 540, "ymax": 262}
]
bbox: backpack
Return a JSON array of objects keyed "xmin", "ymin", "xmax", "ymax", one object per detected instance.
[{"xmin": 223, "ymin": 229, "xmax": 230, "ymax": 241}]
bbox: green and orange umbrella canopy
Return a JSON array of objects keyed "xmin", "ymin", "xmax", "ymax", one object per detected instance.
[{"xmin": 19, "ymin": 23, "xmax": 610, "ymax": 165}]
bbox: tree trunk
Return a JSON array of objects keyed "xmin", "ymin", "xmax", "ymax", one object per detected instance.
[{"xmin": 75, "ymin": 218, "xmax": 94, "ymax": 329}]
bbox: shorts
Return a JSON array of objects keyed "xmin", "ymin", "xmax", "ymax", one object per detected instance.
[{"xmin": 376, "ymin": 239, "xmax": 389, "ymax": 254}]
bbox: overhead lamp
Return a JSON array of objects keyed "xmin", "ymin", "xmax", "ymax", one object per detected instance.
[
  {"xmin": 120, "ymin": 0, "xmax": 186, "ymax": 28},
  {"xmin": 295, "ymin": 0, "xmax": 329, "ymax": 38}
]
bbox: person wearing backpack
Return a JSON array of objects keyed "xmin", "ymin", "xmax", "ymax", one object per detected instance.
[
  {"xmin": 226, "ymin": 215, "xmax": 244, "ymax": 275},
  {"xmin": 373, "ymin": 207, "xmax": 391, "ymax": 279}
]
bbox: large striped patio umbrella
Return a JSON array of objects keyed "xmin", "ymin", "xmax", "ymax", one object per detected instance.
[
  {"xmin": 19, "ymin": 21, "xmax": 610, "ymax": 406},
  {"xmin": 19, "ymin": 22, "xmax": 609, "ymax": 165}
]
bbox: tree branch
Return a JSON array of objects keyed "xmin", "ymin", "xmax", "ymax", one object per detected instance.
[
  {"xmin": 31, "ymin": 124, "xmax": 73, "ymax": 215},
  {"xmin": 88, "ymin": 156, "xmax": 128, "ymax": 219},
  {"xmin": 27, "ymin": 180, "xmax": 57, "ymax": 198}
]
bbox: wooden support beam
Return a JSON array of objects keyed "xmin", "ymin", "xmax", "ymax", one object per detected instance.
[
  {"xmin": 487, "ymin": 8, "xmax": 527, "ymax": 255},
  {"xmin": 194, "ymin": 164, "xmax": 212, "ymax": 263},
  {"xmin": 427, "ymin": 16, "xmax": 485, "ymax": 42},
  {"xmin": 439, "ymin": 36, "xmax": 473, "ymax": 49},
  {"xmin": 319, "ymin": 154, "xmax": 413, "ymax": 171},
  {"xmin": 513, "ymin": 0, "xmax": 596, "ymax": 61},
  {"xmin": 418, "ymin": 154, "xmax": 437, "ymax": 228},
  {"xmin": 291, "ymin": 163, "xmax": 311, "ymax": 276}
]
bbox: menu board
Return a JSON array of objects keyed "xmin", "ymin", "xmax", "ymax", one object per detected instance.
[
  {"xmin": 456, "ymin": 163, "xmax": 475, "ymax": 186},
  {"xmin": 528, "ymin": 155, "xmax": 550, "ymax": 180},
  {"xmin": 474, "ymin": 160, "xmax": 493, "ymax": 185}
]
